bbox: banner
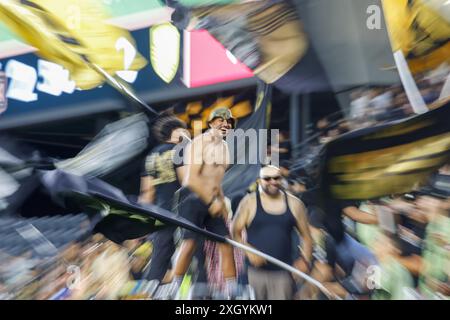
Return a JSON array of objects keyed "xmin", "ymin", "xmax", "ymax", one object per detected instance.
[
  {"xmin": 320, "ymin": 101, "xmax": 450, "ymax": 200},
  {"xmin": 55, "ymin": 113, "xmax": 150, "ymax": 178},
  {"xmin": 0, "ymin": 0, "xmax": 147, "ymax": 89},
  {"xmin": 222, "ymin": 82, "xmax": 271, "ymax": 200}
]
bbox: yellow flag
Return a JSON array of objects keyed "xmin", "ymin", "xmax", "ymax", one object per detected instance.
[
  {"xmin": 382, "ymin": 0, "xmax": 450, "ymax": 73},
  {"xmin": 0, "ymin": 0, "xmax": 147, "ymax": 89}
]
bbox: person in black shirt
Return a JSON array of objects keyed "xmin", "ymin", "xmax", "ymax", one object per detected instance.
[{"xmin": 139, "ymin": 116, "xmax": 190, "ymax": 285}]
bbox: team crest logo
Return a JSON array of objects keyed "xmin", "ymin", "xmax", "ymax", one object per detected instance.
[{"xmin": 150, "ymin": 23, "xmax": 180, "ymax": 84}]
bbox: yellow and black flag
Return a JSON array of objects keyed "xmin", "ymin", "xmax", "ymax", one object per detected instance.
[
  {"xmin": 320, "ymin": 100, "xmax": 450, "ymax": 200},
  {"xmin": 0, "ymin": 0, "xmax": 147, "ymax": 89},
  {"xmin": 382, "ymin": 0, "xmax": 450, "ymax": 74}
]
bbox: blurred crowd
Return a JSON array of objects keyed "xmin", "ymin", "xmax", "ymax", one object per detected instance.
[
  {"xmin": 314, "ymin": 69, "xmax": 449, "ymax": 146},
  {"xmin": 1, "ymin": 167, "xmax": 448, "ymax": 300},
  {"xmin": 0, "ymin": 232, "xmax": 155, "ymax": 300},
  {"xmin": 270, "ymin": 125, "xmax": 449, "ymax": 300},
  {"xmin": 0, "ymin": 0, "xmax": 449, "ymax": 302},
  {"xmin": 1, "ymin": 73, "xmax": 449, "ymax": 300},
  {"xmin": 284, "ymin": 165, "xmax": 450, "ymax": 300}
]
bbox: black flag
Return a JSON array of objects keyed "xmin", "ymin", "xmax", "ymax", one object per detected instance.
[{"xmin": 319, "ymin": 101, "xmax": 450, "ymax": 201}]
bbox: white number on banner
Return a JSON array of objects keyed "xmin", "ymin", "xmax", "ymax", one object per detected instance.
[
  {"xmin": 37, "ymin": 60, "xmax": 76, "ymax": 96},
  {"xmin": 5, "ymin": 60, "xmax": 38, "ymax": 102},
  {"xmin": 115, "ymin": 37, "xmax": 138, "ymax": 83}
]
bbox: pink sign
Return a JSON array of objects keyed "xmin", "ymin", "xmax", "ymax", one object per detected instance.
[{"xmin": 183, "ymin": 30, "xmax": 254, "ymax": 88}]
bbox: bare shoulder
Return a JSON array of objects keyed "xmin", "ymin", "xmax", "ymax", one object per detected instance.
[
  {"xmin": 184, "ymin": 136, "xmax": 202, "ymax": 153},
  {"xmin": 286, "ymin": 192, "xmax": 307, "ymax": 213},
  {"xmin": 240, "ymin": 192, "xmax": 257, "ymax": 208},
  {"xmin": 236, "ymin": 192, "xmax": 257, "ymax": 225},
  {"xmin": 247, "ymin": 192, "xmax": 257, "ymax": 203},
  {"xmin": 184, "ymin": 137, "xmax": 203, "ymax": 163},
  {"xmin": 192, "ymin": 134, "xmax": 205, "ymax": 144},
  {"xmin": 286, "ymin": 192, "xmax": 303, "ymax": 205}
]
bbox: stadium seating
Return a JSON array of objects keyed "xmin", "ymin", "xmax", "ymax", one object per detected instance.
[{"xmin": 0, "ymin": 214, "xmax": 89, "ymax": 258}]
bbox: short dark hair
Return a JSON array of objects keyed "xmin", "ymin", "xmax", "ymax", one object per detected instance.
[{"xmin": 152, "ymin": 116, "xmax": 187, "ymax": 143}]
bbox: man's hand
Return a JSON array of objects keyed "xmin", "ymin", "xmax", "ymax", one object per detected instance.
[
  {"xmin": 292, "ymin": 257, "xmax": 311, "ymax": 282},
  {"xmin": 293, "ymin": 258, "xmax": 310, "ymax": 274},
  {"xmin": 208, "ymin": 197, "xmax": 226, "ymax": 217},
  {"xmin": 247, "ymin": 251, "xmax": 267, "ymax": 268}
]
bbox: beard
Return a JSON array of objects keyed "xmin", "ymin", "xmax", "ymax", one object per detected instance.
[{"xmin": 261, "ymin": 184, "xmax": 281, "ymax": 196}]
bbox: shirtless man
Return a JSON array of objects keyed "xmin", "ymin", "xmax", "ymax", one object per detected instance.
[{"xmin": 170, "ymin": 107, "xmax": 237, "ymax": 297}]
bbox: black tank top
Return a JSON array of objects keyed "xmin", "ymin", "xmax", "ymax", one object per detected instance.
[{"xmin": 246, "ymin": 189, "xmax": 297, "ymax": 270}]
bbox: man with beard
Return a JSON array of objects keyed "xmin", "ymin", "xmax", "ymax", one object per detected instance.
[
  {"xmin": 170, "ymin": 107, "xmax": 237, "ymax": 298},
  {"xmin": 231, "ymin": 165, "xmax": 313, "ymax": 300}
]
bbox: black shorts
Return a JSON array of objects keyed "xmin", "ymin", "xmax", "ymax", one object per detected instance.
[{"xmin": 179, "ymin": 194, "xmax": 229, "ymax": 240}]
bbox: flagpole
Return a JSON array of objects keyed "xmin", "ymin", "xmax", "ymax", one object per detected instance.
[
  {"xmin": 91, "ymin": 191, "xmax": 341, "ymax": 300},
  {"xmin": 59, "ymin": 61, "xmax": 341, "ymax": 300},
  {"xmin": 226, "ymin": 238, "xmax": 341, "ymax": 300},
  {"xmin": 173, "ymin": 104, "xmax": 341, "ymax": 299},
  {"xmin": 89, "ymin": 63, "xmax": 159, "ymax": 116},
  {"xmin": 393, "ymin": 51, "xmax": 429, "ymax": 114},
  {"xmin": 83, "ymin": 58, "xmax": 339, "ymax": 298}
]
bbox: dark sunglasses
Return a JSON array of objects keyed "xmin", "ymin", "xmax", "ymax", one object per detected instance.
[{"xmin": 261, "ymin": 176, "xmax": 282, "ymax": 182}]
